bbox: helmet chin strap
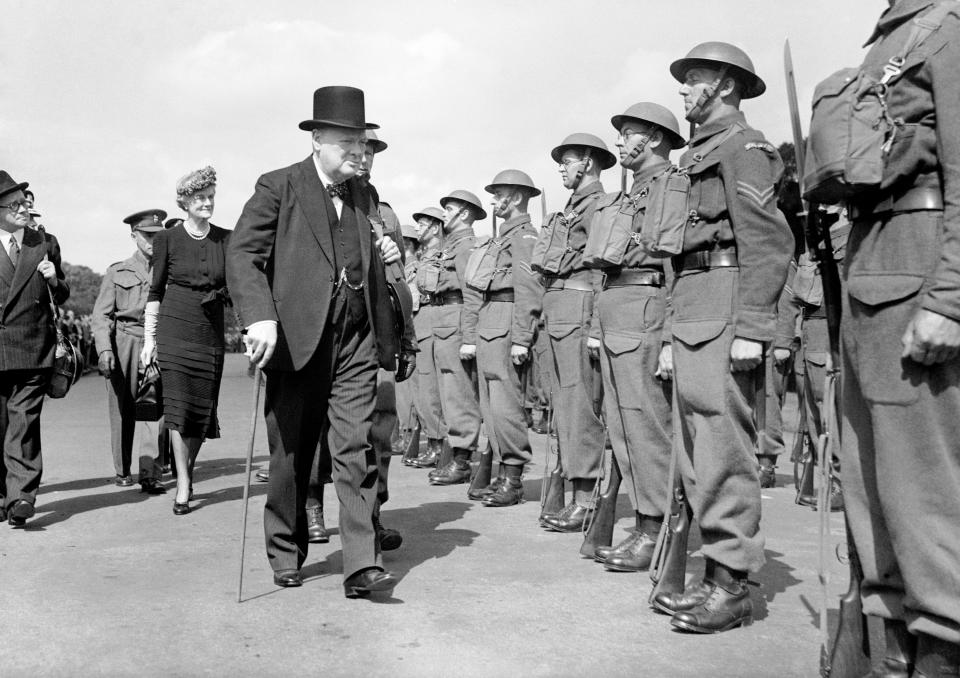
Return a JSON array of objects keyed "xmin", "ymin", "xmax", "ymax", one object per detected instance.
[
  {"xmin": 571, "ymin": 149, "xmax": 592, "ymax": 191},
  {"xmin": 685, "ymin": 65, "xmax": 729, "ymax": 123}
]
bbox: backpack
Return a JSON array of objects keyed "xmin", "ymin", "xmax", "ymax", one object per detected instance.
[
  {"xmin": 529, "ymin": 194, "xmax": 600, "ymax": 274},
  {"xmin": 803, "ymin": 1, "xmax": 954, "ymax": 204},
  {"xmin": 582, "ymin": 192, "xmax": 636, "ymax": 268},
  {"xmin": 639, "ymin": 167, "xmax": 693, "ymax": 256}
]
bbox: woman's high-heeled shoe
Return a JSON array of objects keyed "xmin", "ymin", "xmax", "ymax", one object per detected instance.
[{"xmin": 173, "ymin": 501, "xmax": 191, "ymax": 515}]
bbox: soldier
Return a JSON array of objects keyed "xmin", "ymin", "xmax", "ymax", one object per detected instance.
[
  {"xmin": 532, "ymin": 133, "xmax": 614, "ymax": 532},
  {"xmin": 91, "ymin": 209, "xmax": 168, "ymax": 494},
  {"xmin": 394, "ymin": 223, "xmax": 421, "ymax": 451},
  {"xmin": 584, "ymin": 103, "xmax": 684, "ymax": 571},
  {"xmin": 416, "ymin": 190, "xmax": 483, "ymax": 486},
  {"xmin": 407, "ymin": 207, "xmax": 448, "ymax": 468},
  {"xmin": 460, "ymin": 170, "xmax": 541, "ymax": 506},
  {"xmin": 650, "ymin": 43, "xmax": 793, "ymax": 633},
  {"xmin": 841, "ymin": 2, "xmax": 960, "ymax": 673}
]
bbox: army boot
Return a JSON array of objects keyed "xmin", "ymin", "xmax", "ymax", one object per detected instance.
[
  {"xmin": 604, "ymin": 515, "xmax": 662, "ymax": 572},
  {"xmin": 411, "ymin": 438, "xmax": 443, "ymax": 469},
  {"xmin": 758, "ymin": 455, "xmax": 777, "ymax": 489},
  {"xmin": 670, "ymin": 561, "xmax": 753, "ymax": 633},
  {"xmin": 595, "ymin": 513, "xmax": 643, "ymax": 562},
  {"xmin": 913, "ymin": 633, "xmax": 959, "ymax": 678},
  {"xmin": 468, "ymin": 455, "xmax": 498, "ymax": 501},
  {"xmin": 652, "ymin": 559, "xmax": 717, "ymax": 615},
  {"xmin": 306, "ymin": 503, "xmax": 329, "ymax": 544},
  {"xmin": 373, "ymin": 510, "xmax": 403, "ymax": 551},
  {"xmin": 427, "ymin": 441, "xmax": 455, "ymax": 480},
  {"xmin": 482, "ymin": 465, "xmax": 524, "ymax": 507},
  {"xmin": 430, "ymin": 450, "xmax": 472, "ymax": 485}
]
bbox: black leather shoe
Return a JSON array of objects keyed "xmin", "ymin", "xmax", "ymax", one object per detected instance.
[
  {"xmin": 541, "ymin": 503, "xmax": 593, "ymax": 533},
  {"xmin": 255, "ymin": 469, "xmax": 269, "ymax": 482},
  {"xmin": 652, "ymin": 578, "xmax": 714, "ymax": 615},
  {"xmin": 273, "ymin": 569, "xmax": 303, "ymax": 588},
  {"xmin": 540, "ymin": 501, "xmax": 573, "ymax": 528},
  {"xmin": 670, "ymin": 580, "xmax": 753, "ymax": 633},
  {"xmin": 411, "ymin": 440, "xmax": 441, "ymax": 469},
  {"xmin": 115, "ymin": 474, "xmax": 134, "ymax": 487},
  {"xmin": 482, "ymin": 477, "xmax": 524, "ymax": 507},
  {"xmin": 430, "ymin": 459, "xmax": 471, "ymax": 486},
  {"xmin": 344, "ymin": 568, "xmax": 396, "ymax": 598},
  {"xmin": 140, "ymin": 478, "xmax": 167, "ymax": 495},
  {"xmin": 758, "ymin": 458, "xmax": 777, "ymax": 489},
  {"xmin": 469, "ymin": 475, "xmax": 503, "ymax": 501},
  {"xmin": 374, "ymin": 514, "xmax": 403, "ymax": 551},
  {"xmin": 7, "ymin": 499, "xmax": 35, "ymax": 527},
  {"xmin": 307, "ymin": 505, "xmax": 329, "ymax": 544},
  {"xmin": 172, "ymin": 501, "xmax": 191, "ymax": 515},
  {"xmin": 604, "ymin": 532, "xmax": 657, "ymax": 572},
  {"xmin": 594, "ymin": 530, "xmax": 641, "ymax": 563}
]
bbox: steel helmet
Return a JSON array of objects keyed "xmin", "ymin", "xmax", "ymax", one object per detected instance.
[
  {"xmin": 550, "ymin": 133, "xmax": 617, "ymax": 170},
  {"xmin": 412, "ymin": 206, "xmax": 445, "ymax": 224},
  {"xmin": 669, "ymin": 41, "xmax": 766, "ymax": 99},
  {"xmin": 440, "ymin": 189, "xmax": 487, "ymax": 221},
  {"xmin": 365, "ymin": 129, "xmax": 388, "ymax": 153},
  {"xmin": 484, "ymin": 169, "xmax": 542, "ymax": 197},
  {"xmin": 610, "ymin": 103, "xmax": 686, "ymax": 150},
  {"xmin": 400, "ymin": 223, "xmax": 419, "ymax": 240}
]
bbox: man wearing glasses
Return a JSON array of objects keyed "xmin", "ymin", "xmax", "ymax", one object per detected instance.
[{"xmin": 0, "ymin": 171, "xmax": 70, "ymax": 527}]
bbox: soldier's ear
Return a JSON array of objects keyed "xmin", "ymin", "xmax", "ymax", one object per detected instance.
[{"xmin": 649, "ymin": 129, "xmax": 665, "ymax": 150}]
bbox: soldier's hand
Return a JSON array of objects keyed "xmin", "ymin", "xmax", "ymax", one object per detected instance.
[
  {"xmin": 587, "ymin": 336, "xmax": 601, "ymax": 361},
  {"xmin": 510, "ymin": 344, "xmax": 529, "ymax": 366},
  {"xmin": 395, "ymin": 351, "xmax": 416, "ymax": 382},
  {"xmin": 377, "ymin": 236, "xmax": 401, "ymax": 264},
  {"xmin": 901, "ymin": 308, "xmax": 960, "ymax": 365},
  {"xmin": 772, "ymin": 347, "xmax": 792, "ymax": 365},
  {"xmin": 139, "ymin": 340, "xmax": 157, "ymax": 367},
  {"xmin": 730, "ymin": 337, "xmax": 763, "ymax": 372},
  {"xmin": 459, "ymin": 343, "xmax": 477, "ymax": 361},
  {"xmin": 656, "ymin": 343, "xmax": 673, "ymax": 380},
  {"xmin": 98, "ymin": 350, "xmax": 115, "ymax": 377},
  {"xmin": 245, "ymin": 321, "xmax": 277, "ymax": 369}
]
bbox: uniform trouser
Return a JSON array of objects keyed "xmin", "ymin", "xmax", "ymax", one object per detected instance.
[
  {"xmin": 597, "ymin": 284, "xmax": 672, "ymax": 517},
  {"xmin": 842, "ymin": 210, "xmax": 960, "ymax": 644},
  {"xmin": 432, "ymin": 307, "xmax": 481, "ymax": 452},
  {"xmin": 542, "ymin": 287, "xmax": 604, "ymax": 481},
  {"xmin": 0, "ymin": 369, "xmax": 49, "ymax": 510},
  {"xmin": 413, "ymin": 307, "xmax": 444, "ymax": 440},
  {"xmin": 671, "ymin": 268, "xmax": 765, "ymax": 573},
  {"xmin": 372, "ymin": 369, "xmax": 397, "ymax": 506},
  {"xmin": 395, "ymin": 374, "xmax": 416, "ymax": 431},
  {"xmin": 475, "ymin": 300, "xmax": 531, "ymax": 468},
  {"xmin": 525, "ymin": 326, "xmax": 549, "ymax": 413},
  {"xmin": 759, "ymin": 346, "xmax": 787, "ymax": 459},
  {"xmin": 263, "ymin": 289, "xmax": 380, "ymax": 580},
  {"xmin": 106, "ymin": 330, "xmax": 161, "ymax": 480}
]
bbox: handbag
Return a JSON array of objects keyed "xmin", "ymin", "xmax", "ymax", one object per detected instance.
[
  {"xmin": 135, "ymin": 363, "xmax": 163, "ymax": 421},
  {"xmin": 45, "ymin": 289, "xmax": 81, "ymax": 399}
]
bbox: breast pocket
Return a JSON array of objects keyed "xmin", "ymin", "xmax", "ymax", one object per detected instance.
[{"xmin": 113, "ymin": 271, "xmax": 143, "ymax": 313}]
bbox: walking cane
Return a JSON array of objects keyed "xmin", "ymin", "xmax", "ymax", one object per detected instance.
[{"xmin": 237, "ymin": 366, "xmax": 263, "ymax": 603}]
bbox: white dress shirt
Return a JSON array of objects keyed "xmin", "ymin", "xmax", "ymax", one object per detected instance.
[
  {"xmin": 0, "ymin": 228, "xmax": 24, "ymax": 262},
  {"xmin": 312, "ymin": 155, "xmax": 344, "ymax": 218}
]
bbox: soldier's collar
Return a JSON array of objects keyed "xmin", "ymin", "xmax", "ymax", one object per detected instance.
[
  {"xmin": 631, "ymin": 159, "xmax": 672, "ymax": 190},
  {"xmin": 499, "ymin": 214, "xmax": 531, "ymax": 236},
  {"xmin": 444, "ymin": 227, "xmax": 475, "ymax": 247},
  {"xmin": 568, "ymin": 179, "xmax": 604, "ymax": 206},
  {"xmin": 690, "ymin": 111, "xmax": 747, "ymax": 146},
  {"xmin": 865, "ymin": 0, "xmax": 933, "ymax": 45}
]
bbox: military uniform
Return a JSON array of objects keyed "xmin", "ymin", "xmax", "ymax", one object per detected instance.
[
  {"xmin": 843, "ymin": 0, "xmax": 960, "ymax": 658},
  {"xmin": 532, "ymin": 182, "xmax": 606, "ymax": 485},
  {"xmin": 464, "ymin": 214, "xmax": 540, "ymax": 472},
  {"xmin": 591, "ymin": 161, "xmax": 674, "ymax": 528},
  {"xmin": 417, "ymin": 228, "xmax": 482, "ymax": 457},
  {"xmin": 395, "ymin": 255, "xmax": 420, "ymax": 433},
  {"xmin": 92, "ymin": 250, "xmax": 164, "ymax": 485},
  {"xmin": 669, "ymin": 109, "xmax": 793, "ymax": 574}
]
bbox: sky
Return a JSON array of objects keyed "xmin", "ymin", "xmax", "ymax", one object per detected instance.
[{"xmin": 5, "ymin": 0, "xmax": 884, "ymax": 273}]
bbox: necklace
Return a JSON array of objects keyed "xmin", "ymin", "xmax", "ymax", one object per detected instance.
[{"xmin": 184, "ymin": 223, "xmax": 209, "ymax": 240}]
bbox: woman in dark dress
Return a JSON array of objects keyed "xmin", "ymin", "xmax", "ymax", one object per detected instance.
[{"xmin": 141, "ymin": 166, "xmax": 230, "ymax": 515}]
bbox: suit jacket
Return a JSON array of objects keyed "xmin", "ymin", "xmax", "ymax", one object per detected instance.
[
  {"xmin": 0, "ymin": 227, "xmax": 70, "ymax": 372},
  {"xmin": 227, "ymin": 156, "xmax": 414, "ymax": 372}
]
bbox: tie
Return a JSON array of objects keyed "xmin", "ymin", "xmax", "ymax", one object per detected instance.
[
  {"xmin": 327, "ymin": 182, "xmax": 347, "ymax": 200},
  {"xmin": 9, "ymin": 237, "xmax": 19, "ymax": 267}
]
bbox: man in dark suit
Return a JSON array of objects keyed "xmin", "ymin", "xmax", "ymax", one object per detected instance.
[
  {"xmin": 0, "ymin": 171, "xmax": 70, "ymax": 526},
  {"xmin": 227, "ymin": 86, "xmax": 415, "ymax": 597}
]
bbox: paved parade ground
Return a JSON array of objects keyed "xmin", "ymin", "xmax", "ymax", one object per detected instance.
[{"xmin": 4, "ymin": 354, "xmax": 862, "ymax": 677}]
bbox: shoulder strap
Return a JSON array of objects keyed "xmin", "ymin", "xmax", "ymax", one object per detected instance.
[
  {"xmin": 681, "ymin": 122, "xmax": 746, "ymax": 171},
  {"xmin": 881, "ymin": 0, "xmax": 956, "ymax": 86}
]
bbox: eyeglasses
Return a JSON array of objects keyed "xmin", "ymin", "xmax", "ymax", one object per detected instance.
[
  {"xmin": 557, "ymin": 158, "xmax": 586, "ymax": 169},
  {"xmin": 0, "ymin": 199, "xmax": 29, "ymax": 213}
]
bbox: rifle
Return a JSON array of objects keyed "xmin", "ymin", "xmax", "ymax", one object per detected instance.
[
  {"xmin": 649, "ymin": 377, "xmax": 692, "ymax": 606},
  {"xmin": 539, "ymin": 389, "xmax": 565, "ymax": 518},
  {"xmin": 491, "ymin": 205, "xmax": 498, "ymax": 239},
  {"xmin": 401, "ymin": 417, "xmax": 422, "ymax": 465},
  {"xmin": 785, "ymin": 39, "xmax": 870, "ymax": 677},
  {"xmin": 579, "ymin": 358, "xmax": 619, "ymax": 556}
]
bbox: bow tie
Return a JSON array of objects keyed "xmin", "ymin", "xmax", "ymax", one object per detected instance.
[{"xmin": 327, "ymin": 182, "xmax": 347, "ymax": 200}]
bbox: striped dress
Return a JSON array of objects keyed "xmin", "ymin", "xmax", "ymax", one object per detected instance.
[{"xmin": 148, "ymin": 223, "xmax": 230, "ymax": 439}]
